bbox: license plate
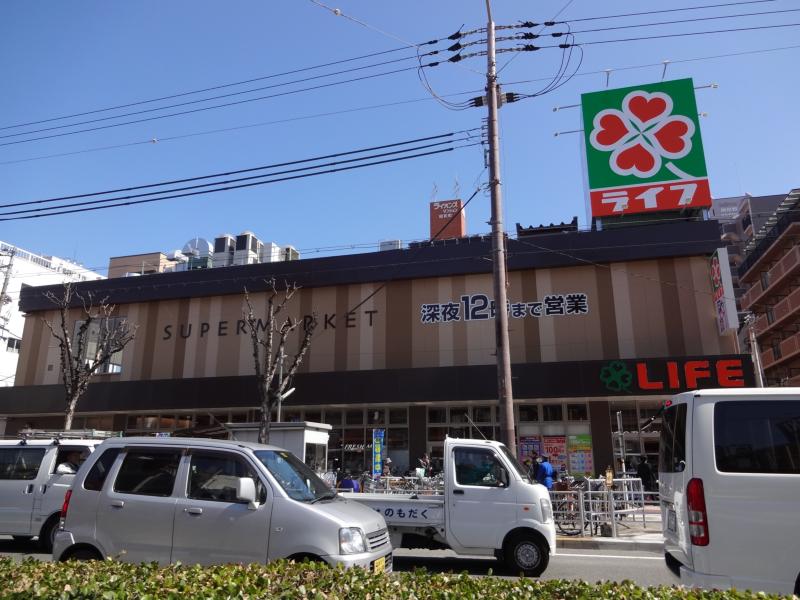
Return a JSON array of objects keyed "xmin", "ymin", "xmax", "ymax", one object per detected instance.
[
  {"xmin": 667, "ymin": 509, "xmax": 677, "ymax": 533},
  {"xmin": 373, "ymin": 556, "xmax": 385, "ymax": 574}
]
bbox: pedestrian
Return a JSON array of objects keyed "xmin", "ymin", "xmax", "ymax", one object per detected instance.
[
  {"xmin": 535, "ymin": 455, "xmax": 555, "ymax": 490},
  {"xmin": 338, "ymin": 472, "xmax": 360, "ymax": 493},
  {"xmin": 635, "ymin": 455, "xmax": 656, "ymax": 493},
  {"xmin": 382, "ymin": 457, "xmax": 393, "ymax": 477},
  {"xmin": 418, "ymin": 452, "xmax": 432, "ymax": 476}
]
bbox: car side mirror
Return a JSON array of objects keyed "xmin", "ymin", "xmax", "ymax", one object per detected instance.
[
  {"xmin": 236, "ymin": 477, "xmax": 258, "ymax": 509},
  {"xmin": 499, "ymin": 469, "xmax": 509, "ymax": 488}
]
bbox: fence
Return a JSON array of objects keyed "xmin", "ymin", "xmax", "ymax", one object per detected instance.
[{"xmin": 551, "ymin": 477, "xmax": 659, "ymax": 538}]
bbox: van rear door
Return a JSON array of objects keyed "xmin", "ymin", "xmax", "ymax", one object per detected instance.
[
  {"xmin": 659, "ymin": 398, "xmax": 692, "ymax": 569},
  {"xmin": 697, "ymin": 397, "xmax": 800, "ymax": 592}
]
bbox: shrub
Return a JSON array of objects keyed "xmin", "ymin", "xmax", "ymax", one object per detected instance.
[{"xmin": 0, "ymin": 558, "xmax": 791, "ymax": 599}]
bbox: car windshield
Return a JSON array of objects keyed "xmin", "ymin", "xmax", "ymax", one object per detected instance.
[
  {"xmin": 254, "ymin": 450, "xmax": 333, "ymax": 502},
  {"xmin": 499, "ymin": 444, "xmax": 531, "ymax": 483}
]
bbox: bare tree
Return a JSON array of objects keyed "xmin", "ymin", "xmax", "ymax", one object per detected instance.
[
  {"xmin": 43, "ymin": 281, "xmax": 137, "ymax": 430},
  {"xmin": 243, "ymin": 279, "xmax": 317, "ymax": 444}
]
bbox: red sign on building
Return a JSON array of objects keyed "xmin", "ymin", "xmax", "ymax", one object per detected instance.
[{"xmin": 430, "ymin": 199, "xmax": 465, "ymax": 240}]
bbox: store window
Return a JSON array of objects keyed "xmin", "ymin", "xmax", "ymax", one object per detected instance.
[
  {"xmin": 323, "ymin": 411, "xmax": 342, "ymax": 426},
  {"xmin": 345, "ymin": 410, "xmax": 364, "ymax": 426},
  {"xmin": 450, "ymin": 407, "xmax": 470, "ymax": 424},
  {"xmin": 473, "ymin": 406, "xmax": 492, "ymax": 423},
  {"xmin": 368, "ymin": 409, "xmax": 385, "ymax": 426},
  {"xmin": 567, "ymin": 403, "xmax": 588, "ymax": 421},
  {"xmin": 542, "ymin": 404, "xmax": 563, "ymax": 422},
  {"xmin": 519, "ymin": 404, "xmax": 538, "ymax": 422},
  {"xmin": 389, "ymin": 409, "xmax": 407, "ymax": 425},
  {"xmin": 305, "ymin": 410, "xmax": 322, "ymax": 423},
  {"xmin": 73, "ymin": 317, "xmax": 128, "ymax": 374},
  {"xmin": 428, "ymin": 408, "xmax": 446, "ymax": 424}
]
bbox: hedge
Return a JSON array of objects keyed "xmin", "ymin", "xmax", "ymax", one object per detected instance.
[{"xmin": 0, "ymin": 558, "xmax": 792, "ymax": 600}]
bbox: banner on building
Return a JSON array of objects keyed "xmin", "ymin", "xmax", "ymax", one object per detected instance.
[
  {"xmin": 710, "ymin": 247, "xmax": 738, "ymax": 334},
  {"xmin": 581, "ymin": 78, "xmax": 711, "ymax": 218},
  {"xmin": 542, "ymin": 435, "xmax": 568, "ymax": 473},
  {"xmin": 568, "ymin": 434, "xmax": 594, "ymax": 477},
  {"xmin": 519, "ymin": 435, "xmax": 542, "ymax": 463},
  {"xmin": 371, "ymin": 429, "xmax": 385, "ymax": 477}
]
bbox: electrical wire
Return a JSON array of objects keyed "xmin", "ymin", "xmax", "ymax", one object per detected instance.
[
  {"xmin": 564, "ymin": 0, "xmax": 777, "ymax": 23},
  {"xmin": 0, "ymin": 61, "xmax": 443, "ymax": 148},
  {"xmin": 1, "ymin": 131, "xmax": 470, "ymax": 209},
  {"xmin": 0, "ymin": 44, "xmax": 442, "ymax": 132},
  {"xmin": 0, "ymin": 53, "xmax": 441, "ymax": 142},
  {"xmin": 0, "ymin": 135, "xmax": 481, "ymax": 217},
  {"xmin": 0, "ymin": 142, "xmax": 480, "ymax": 222}
]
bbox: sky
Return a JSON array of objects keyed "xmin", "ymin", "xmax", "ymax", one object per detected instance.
[{"xmin": 1, "ymin": 0, "xmax": 798, "ymax": 278}]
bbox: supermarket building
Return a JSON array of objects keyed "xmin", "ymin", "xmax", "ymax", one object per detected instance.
[{"xmin": 0, "ymin": 220, "xmax": 754, "ymax": 475}]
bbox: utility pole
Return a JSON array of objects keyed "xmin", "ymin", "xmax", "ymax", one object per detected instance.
[
  {"xmin": 0, "ymin": 248, "xmax": 15, "ymax": 341},
  {"xmin": 485, "ymin": 0, "xmax": 516, "ymax": 457},
  {"xmin": 745, "ymin": 313, "xmax": 765, "ymax": 387}
]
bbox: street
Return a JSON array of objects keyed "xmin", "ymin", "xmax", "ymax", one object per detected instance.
[{"xmin": 0, "ymin": 536, "xmax": 677, "ymax": 588}]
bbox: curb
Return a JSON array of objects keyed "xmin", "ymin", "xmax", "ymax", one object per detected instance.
[{"xmin": 557, "ymin": 536, "xmax": 664, "ymax": 554}]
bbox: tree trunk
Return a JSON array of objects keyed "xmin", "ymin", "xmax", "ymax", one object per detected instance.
[
  {"xmin": 257, "ymin": 378, "xmax": 271, "ymax": 444},
  {"xmin": 64, "ymin": 395, "xmax": 78, "ymax": 430}
]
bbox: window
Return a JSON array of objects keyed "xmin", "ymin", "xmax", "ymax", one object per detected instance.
[
  {"xmin": 113, "ymin": 449, "xmax": 181, "ymax": 497},
  {"xmin": 760, "ymin": 271, "xmax": 770, "ymax": 290},
  {"xmin": 473, "ymin": 406, "xmax": 492, "ymax": 423},
  {"xmin": 5, "ymin": 338, "xmax": 21, "ymax": 353},
  {"xmin": 84, "ymin": 448, "xmax": 121, "ymax": 491},
  {"xmin": 73, "ymin": 317, "xmax": 127, "ymax": 374},
  {"xmin": 388, "ymin": 409, "xmax": 407, "ymax": 425},
  {"xmin": 323, "ymin": 411, "xmax": 342, "ymax": 426},
  {"xmin": 714, "ymin": 401, "xmax": 800, "ymax": 474},
  {"xmin": 304, "ymin": 410, "xmax": 322, "ymax": 423},
  {"xmin": 450, "ymin": 407, "xmax": 469, "ymax": 424},
  {"xmin": 254, "ymin": 450, "xmax": 332, "ymax": 502},
  {"xmin": 542, "ymin": 404, "xmax": 563, "ymax": 422},
  {"xmin": 519, "ymin": 405, "xmax": 538, "ymax": 422},
  {"xmin": 453, "ymin": 447, "xmax": 508, "ymax": 487},
  {"xmin": 427, "ymin": 408, "xmax": 446, "ymax": 424},
  {"xmin": 0, "ymin": 448, "xmax": 45, "ymax": 480},
  {"xmin": 52, "ymin": 446, "xmax": 90, "ymax": 473},
  {"xmin": 567, "ymin": 403, "xmax": 588, "ymax": 421},
  {"xmin": 766, "ymin": 306, "xmax": 775, "ymax": 325},
  {"xmin": 386, "ymin": 428, "xmax": 409, "ymax": 450},
  {"xmin": 659, "ymin": 404, "xmax": 687, "ymax": 473},
  {"xmin": 345, "ymin": 410, "xmax": 363, "ymax": 425},
  {"xmin": 368, "ymin": 409, "xmax": 385, "ymax": 425},
  {"xmin": 188, "ymin": 451, "xmax": 266, "ymax": 503}
]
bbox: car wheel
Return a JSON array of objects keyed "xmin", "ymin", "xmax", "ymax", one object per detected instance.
[
  {"xmin": 503, "ymin": 533, "xmax": 549, "ymax": 577},
  {"xmin": 39, "ymin": 515, "xmax": 60, "ymax": 553},
  {"xmin": 66, "ymin": 548, "xmax": 101, "ymax": 561}
]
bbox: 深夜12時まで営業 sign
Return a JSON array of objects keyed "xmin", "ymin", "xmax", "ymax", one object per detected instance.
[{"xmin": 581, "ymin": 78, "xmax": 711, "ymax": 218}]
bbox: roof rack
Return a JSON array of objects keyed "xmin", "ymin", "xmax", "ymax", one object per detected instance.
[{"xmin": 17, "ymin": 429, "xmax": 121, "ymax": 442}]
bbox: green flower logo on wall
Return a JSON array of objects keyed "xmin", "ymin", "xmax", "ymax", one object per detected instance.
[{"xmin": 600, "ymin": 360, "xmax": 633, "ymax": 393}]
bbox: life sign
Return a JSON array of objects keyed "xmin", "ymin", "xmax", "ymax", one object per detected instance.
[{"xmin": 581, "ymin": 78, "xmax": 711, "ymax": 218}]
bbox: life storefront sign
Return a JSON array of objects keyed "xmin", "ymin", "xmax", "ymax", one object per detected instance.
[{"xmin": 581, "ymin": 78, "xmax": 711, "ymax": 218}]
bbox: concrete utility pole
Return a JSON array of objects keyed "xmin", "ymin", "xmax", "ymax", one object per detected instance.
[
  {"xmin": 485, "ymin": 0, "xmax": 516, "ymax": 457},
  {"xmin": 746, "ymin": 313, "xmax": 765, "ymax": 387},
  {"xmin": 0, "ymin": 248, "xmax": 15, "ymax": 341}
]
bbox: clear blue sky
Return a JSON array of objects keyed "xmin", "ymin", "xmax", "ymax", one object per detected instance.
[{"xmin": 2, "ymin": 1, "xmax": 798, "ymax": 276}]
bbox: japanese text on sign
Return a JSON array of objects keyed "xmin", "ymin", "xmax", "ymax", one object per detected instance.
[{"xmin": 420, "ymin": 292, "xmax": 589, "ymax": 324}]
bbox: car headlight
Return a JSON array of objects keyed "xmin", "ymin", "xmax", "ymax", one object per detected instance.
[
  {"xmin": 339, "ymin": 527, "xmax": 367, "ymax": 555},
  {"xmin": 540, "ymin": 498, "xmax": 553, "ymax": 522}
]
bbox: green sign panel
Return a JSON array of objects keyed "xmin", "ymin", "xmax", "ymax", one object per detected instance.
[{"xmin": 581, "ymin": 78, "xmax": 711, "ymax": 218}]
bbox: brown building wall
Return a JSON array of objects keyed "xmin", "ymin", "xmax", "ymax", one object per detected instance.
[
  {"xmin": 108, "ymin": 253, "xmax": 170, "ymax": 279},
  {"xmin": 16, "ymin": 256, "xmax": 735, "ymax": 385}
]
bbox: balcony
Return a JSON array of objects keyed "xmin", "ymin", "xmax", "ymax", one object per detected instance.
[
  {"xmin": 755, "ymin": 287, "xmax": 800, "ymax": 337},
  {"xmin": 740, "ymin": 245, "xmax": 800, "ymax": 310},
  {"xmin": 739, "ymin": 195, "xmax": 800, "ymax": 280},
  {"xmin": 762, "ymin": 330, "xmax": 800, "ymax": 370}
]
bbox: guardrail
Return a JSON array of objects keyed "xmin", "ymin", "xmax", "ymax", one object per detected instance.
[{"xmin": 551, "ymin": 478, "xmax": 659, "ymax": 538}]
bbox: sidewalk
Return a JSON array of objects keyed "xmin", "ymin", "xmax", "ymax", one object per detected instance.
[{"xmin": 556, "ymin": 508, "xmax": 664, "ymax": 554}]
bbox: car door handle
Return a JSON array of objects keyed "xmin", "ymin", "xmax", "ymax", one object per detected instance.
[
  {"xmin": 453, "ymin": 489, "xmax": 464, "ymax": 495},
  {"xmin": 23, "ymin": 484, "xmax": 34, "ymax": 494},
  {"xmin": 185, "ymin": 507, "xmax": 203, "ymax": 515},
  {"xmin": 110, "ymin": 500, "xmax": 125, "ymax": 508}
]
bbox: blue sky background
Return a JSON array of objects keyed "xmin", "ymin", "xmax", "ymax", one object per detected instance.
[{"xmin": 1, "ymin": 1, "xmax": 798, "ymax": 277}]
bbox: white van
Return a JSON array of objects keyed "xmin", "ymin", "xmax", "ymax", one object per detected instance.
[
  {"xmin": 0, "ymin": 431, "xmax": 108, "ymax": 551},
  {"xmin": 659, "ymin": 388, "xmax": 800, "ymax": 595},
  {"xmin": 53, "ymin": 437, "xmax": 392, "ymax": 571}
]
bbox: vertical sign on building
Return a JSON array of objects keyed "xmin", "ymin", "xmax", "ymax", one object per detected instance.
[
  {"xmin": 372, "ymin": 429, "xmax": 385, "ymax": 477},
  {"xmin": 710, "ymin": 247, "xmax": 738, "ymax": 334},
  {"xmin": 581, "ymin": 78, "xmax": 711, "ymax": 218},
  {"xmin": 429, "ymin": 199, "xmax": 466, "ymax": 240}
]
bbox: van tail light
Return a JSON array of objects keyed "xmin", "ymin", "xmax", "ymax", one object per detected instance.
[
  {"xmin": 686, "ymin": 478, "xmax": 709, "ymax": 546},
  {"xmin": 60, "ymin": 489, "xmax": 72, "ymax": 521}
]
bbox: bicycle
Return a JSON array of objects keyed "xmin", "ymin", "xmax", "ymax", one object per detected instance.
[{"xmin": 553, "ymin": 475, "xmax": 601, "ymax": 536}]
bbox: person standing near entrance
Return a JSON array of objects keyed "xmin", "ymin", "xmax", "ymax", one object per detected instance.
[{"xmin": 535, "ymin": 455, "xmax": 555, "ymax": 490}]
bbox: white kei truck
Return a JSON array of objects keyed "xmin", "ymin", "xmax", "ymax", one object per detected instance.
[{"xmin": 343, "ymin": 437, "xmax": 556, "ymax": 576}]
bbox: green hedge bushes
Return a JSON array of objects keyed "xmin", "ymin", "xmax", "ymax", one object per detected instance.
[{"xmin": 0, "ymin": 558, "xmax": 792, "ymax": 599}]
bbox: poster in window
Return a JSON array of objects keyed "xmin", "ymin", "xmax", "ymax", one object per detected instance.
[
  {"xmin": 518, "ymin": 436, "xmax": 542, "ymax": 463},
  {"xmin": 542, "ymin": 435, "xmax": 567, "ymax": 473},
  {"xmin": 568, "ymin": 434, "xmax": 594, "ymax": 477}
]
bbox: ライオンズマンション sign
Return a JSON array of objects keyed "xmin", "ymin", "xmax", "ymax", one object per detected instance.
[{"xmin": 581, "ymin": 78, "xmax": 711, "ymax": 218}]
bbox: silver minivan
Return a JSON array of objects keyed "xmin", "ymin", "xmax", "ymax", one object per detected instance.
[
  {"xmin": 53, "ymin": 437, "xmax": 392, "ymax": 572},
  {"xmin": 660, "ymin": 388, "xmax": 800, "ymax": 595}
]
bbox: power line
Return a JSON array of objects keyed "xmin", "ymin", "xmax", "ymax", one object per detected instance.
[
  {"xmin": 564, "ymin": 0, "xmax": 777, "ymax": 23},
  {"xmin": 1, "ymin": 131, "xmax": 469, "ymax": 209},
  {"xmin": 0, "ymin": 61, "xmax": 443, "ymax": 148},
  {"xmin": 0, "ymin": 44, "xmax": 445, "ymax": 132},
  {"xmin": 0, "ymin": 54, "xmax": 443, "ymax": 142},
  {"xmin": 0, "ymin": 142, "xmax": 480, "ymax": 222},
  {"xmin": 0, "ymin": 135, "xmax": 480, "ymax": 216}
]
